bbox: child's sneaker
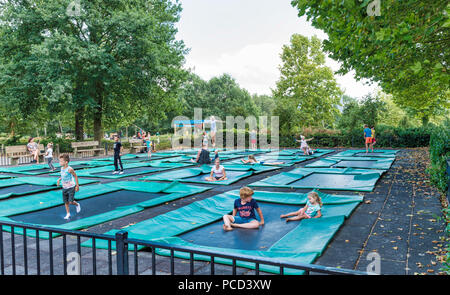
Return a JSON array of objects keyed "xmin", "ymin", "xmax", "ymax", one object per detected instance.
[
  {"xmin": 119, "ymin": 171, "xmax": 124, "ymax": 175},
  {"xmin": 112, "ymin": 171, "xmax": 118, "ymax": 174},
  {"xmin": 76, "ymin": 203, "xmax": 81, "ymax": 213},
  {"xmin": 64, "ymin": 213, "xmax": 71, "ymax": 220}
]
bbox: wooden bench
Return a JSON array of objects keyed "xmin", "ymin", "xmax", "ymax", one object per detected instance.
[
  {"xmin": 5, "ymin": 144, "xmax": 45, "ymax": 165},
  {"xmin": 129, "ymin": 138, "xmax": 147, "ymax": 154},
  {"xmin": 71, "ymin": 141, "xmax": 105, "ymax": 158}
]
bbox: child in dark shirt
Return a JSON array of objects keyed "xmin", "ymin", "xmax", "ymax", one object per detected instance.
[
  {"xmin": 112, "ymin": 135, "xmax": 124, "ymax": 174},
  {"xmin": 222, "ymin": 187, "xmax": 264, "ymax": 231}
]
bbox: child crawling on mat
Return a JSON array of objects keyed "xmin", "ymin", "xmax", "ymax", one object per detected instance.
[
  {"xmin": 222, "ymin": 187, "xmax": 265, "ymax": 231},
  {"xmin": 280, "ymin": 191, "xmax": 322, "ymax": 222},
  {"xmin": 205, "ymin": 158, "xmax": 227, "ymax": 181}
]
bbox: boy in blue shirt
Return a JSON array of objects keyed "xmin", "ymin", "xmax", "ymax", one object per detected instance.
[
  {"xmin": 363, "ymin": 124, "xmax": 373, "ymax": 154},
  {"xmin": 222, "ymin": 187, "xmax": 265, "ymax": 231}
]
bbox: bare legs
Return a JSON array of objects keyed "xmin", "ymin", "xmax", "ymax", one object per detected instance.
[
  {"xmin": 222, "ymin": 215, "xmax": 260, "ymax": 231},
  {"xmin": 280, "ymin": 211, "xmax": 308, "ymax": 222}
]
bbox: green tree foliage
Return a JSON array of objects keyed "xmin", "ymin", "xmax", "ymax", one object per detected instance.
[
  {"xmin": 338, "ymin": 93, "xmax": 387, "ymax": 131},
  {"xmin": 179, "ymin": 73, "xmax": 259, "ymax": 120},
  {"xmin": 0, "ymin": 0, "xmax": 187, "ymax": 141},
  {"xmin": 291, "ymin": 0, "xmax": 450, "ymax": 124},
  {"xmin": 273, "ymin": 34, "xmax": 343, "ymax": 135}
]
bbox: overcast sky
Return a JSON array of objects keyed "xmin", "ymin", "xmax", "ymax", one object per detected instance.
[{"xmin": 175, "ymin": 0, "xmax": 379, "ymax": 99}]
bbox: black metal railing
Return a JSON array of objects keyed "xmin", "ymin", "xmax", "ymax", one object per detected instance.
[{"xmin": 0, "ymin": 220, "xmax": 369, "ymax": 275}]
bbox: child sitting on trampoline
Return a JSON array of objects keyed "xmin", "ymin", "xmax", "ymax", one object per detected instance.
[
  {"xmin": 205, "ymin": 158, "xmax": 227, "ymax": 181},
  {"xmin": 57, "ymin": 154, "xmax": 81, "ymax": 220},
  {"xmin": 280, "ymin": 191, "xmax": 322, "ymax": 222},
  {"xmin": 223, "ymin": 187, "xmax": 264, "ymax": 231}
]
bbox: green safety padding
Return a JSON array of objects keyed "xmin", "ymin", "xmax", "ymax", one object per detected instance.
[
  {"xmin": 333, "ymin": 149, "xmax": 399, "ymax": 158},
  {"xmin": 0, "ymin": 183, "xmax": 122, "ymax": 217},
  {"xmin": 0, "ymin": 177, "xmax": 98, "ymax": 200},
  {"xmin": 81, "ymin": 189, "xmax": 362, "ymax": 275},
  {"xmin": 306, "ymin": 156, "xmax": 395, "ymax": 170},
  {"xmin": 153, "ymin": 237, "xmax": 318, "ymax": 275},
  {"xmin": 1, "ymin": 181, "xmax": 211, "ymax": 238},
  {"xmin": 249, "ymin": 167, "xmax": 385, "ymax": 191},
  {"xmin": 0, "ymin": 160, "xmax": 107, "ymax": 175},
  {"xmin": 140, "ymin": 164, "xmax": 268, "ymax": 185},
  {"xmin": 268, "ymin": 216, "xmax": 345, "ymax": 255},
  {"xmin": 265, "ymin": 149, "xmax": 334, "ymax": 158},
  {"xmin": 0, "ymin": 175, "xmax": 12, "ymax": 179}
]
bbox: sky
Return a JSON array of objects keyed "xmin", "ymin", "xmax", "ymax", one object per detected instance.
[{"xmin": 175, "ymin": 0, "xmax": 379, "ymax": 99}]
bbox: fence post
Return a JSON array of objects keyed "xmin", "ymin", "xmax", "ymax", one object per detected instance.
[{"xmin": 116, "ymin": 231, "xmax": 129, "ymax": 275}]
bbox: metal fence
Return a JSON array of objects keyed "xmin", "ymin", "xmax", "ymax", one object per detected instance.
[{"xmin": 0, "ymin": 220, "xmax": 368, "ymax": 275}]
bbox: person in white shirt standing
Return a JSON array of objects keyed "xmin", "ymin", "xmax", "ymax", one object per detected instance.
[
  {"xmin": 57, "ymin": 154, "xmax": 80, "ymax": 220},
  {"xmin": 44, "ymin": 142, "xmax": 55, "ymax": 171}
]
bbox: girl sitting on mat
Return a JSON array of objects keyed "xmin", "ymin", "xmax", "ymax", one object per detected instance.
[
  {"xmin": 223, "ymin": 187, "xmax": 264, "ymax": 231},
  {"xmin": 241, "ymin": 154, "xmax": 285, "ymax": 165},
  {"xmin": 280, "ymin": 191, "xmax": 322, "ymax": 222},
  {"xmin": 205, "ymin": 158, "xmax": 227, "ymax": 181}
]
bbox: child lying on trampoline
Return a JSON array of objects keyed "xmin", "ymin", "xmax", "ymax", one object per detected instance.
[
  {"xmin": 205, "ymin": 158, "xmax": 227, "ymax": 181},
  {"xmin": 280, "ymin": 191, "xmax": 322, "ymax": 222},
  {"xmin": 241, "ymin": 154, "xmax": 285, "ymax": 165},
  {"xmin": 223, "ymin": 187, "xmax": 264, "ymax": 231}
]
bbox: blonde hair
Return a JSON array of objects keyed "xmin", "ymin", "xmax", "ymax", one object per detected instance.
[
  {"xmin": 308, "ymin": 191, "xmax": 322, "ymax": 207},
  {"xmin": 248, "ymin": 155, "xmax": 256, "ymax": 161},
  {"xmin": 240, "ymin": 187, "xmax": 254, "ymax": 199}
]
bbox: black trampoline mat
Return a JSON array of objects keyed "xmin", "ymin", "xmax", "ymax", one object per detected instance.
[
  {"xmin": 354, "ymin": 152, "xmax": 393, "ymax": 157},
  {"xmin": 9, "ymin": 190, "xmax": 164, "ymax": 225},
  {"xmin": 334, "ymin": 160, "xmax": 378, "ymax": 168},
  {"xmin": 182, "ymin": 170, "xmax": 250, "ymax": 182},
  {"xmin": 289, "ymin": 173, "xmax": 357, "ymax": 189},
  {"xmin": 93, "ymin": 167, "xmax": 161, "ymax": 176},
  {"xmin": 179, "ymin": 202, "xmax": 302, "ymax": 251},
  {"xmin": 0, "ymin": 184, "xmax": 55, "ymax": 196},
  {"xmin": 11, "ymin": 164, "xmax": 90, "ymax": 175}
]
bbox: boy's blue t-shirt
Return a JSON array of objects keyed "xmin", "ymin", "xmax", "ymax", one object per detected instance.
[
  {"xmin": 364, "ymin": 128, "xmax": 372, "ymax": 137},
  {"xmin": 234, "ymin": 198, "xmax": 259, "ymax": 220}
]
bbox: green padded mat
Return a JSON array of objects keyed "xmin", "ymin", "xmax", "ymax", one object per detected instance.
[
  {"xmin": 0, "ymin": 177, "xmax": 97, "ymax": 200},
  {"xmin": 249, "ymin": 167, "xmax": 386, "ymax": 191},
  {"xmin": 0, "ymin": 160, "xmax": 109, "ymax": 175},
  {"xmin": 0, "ymin": 181, "xmax": 211, "ymax": 238},
  {"xmin": 333, "ymin": 149, "xmax": 399, "ymax": 158},
  {"xmin": 140, "ymin": 164, "xmax": 280, "ymax": 185},
  {"xmin": 264, "ymin": 149, "xmax": 334, "ymax": 158},
  {"xmin": 81, "ymin": 189, "xmax": 362, "ymax": 274},
  {"xmin": 305, "ymin": 156, "xmax": 395, "ymax": 170},
  {"xmin": 50, "ymin": 161, "xmax": 193, "ymax": 179}
]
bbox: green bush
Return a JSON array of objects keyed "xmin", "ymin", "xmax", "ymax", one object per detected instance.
[{"xmin": 427, "ymin": 121, "xmax": 449, "ymax": 194}]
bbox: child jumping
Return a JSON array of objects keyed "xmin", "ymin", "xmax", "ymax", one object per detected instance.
[
  {"xmin": 280, "ymin": 191, "xmax": 322, "ymax": 222},
  {"xmin": 296, "ymin": 135, "xmax": 314, "ymax": 155},
  {"xmin": 57, "ymin": 154, "xmax": 80, "ymax": 220},
  {"xmin": 145, "ymin": 132, "xmax": 152, "ymax": 160},
  {"xmin": 44, "ymin": 142, "xmax": 55, "ymax": 171},
  {"xmin": 223, "ymin": 187, "xmax": 264, "ymax": 231},
  {"xmin": 112, "ymin": 135, "xmax": 124, "ymax": 175}
]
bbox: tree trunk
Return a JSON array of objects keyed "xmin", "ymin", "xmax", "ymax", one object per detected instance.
[
  {"xmin": 421, "ymin": 115, "xmax": 429, "ymax": 126},
  {"xmin": 93, "ymin": 110, "xmax": 103, "ymax": 143},
  {"xmin": 75, "ymin": 107, "xmax": 85, "ymax": 141},
  {"xmin": 9, "ymin": 120, "xmax": 15, "ymax": 138}
]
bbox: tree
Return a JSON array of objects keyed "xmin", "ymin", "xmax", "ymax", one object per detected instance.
[
  {"xmin": 291, "ymin": 0, "xmax": 449, "ymax": 123},
  {"xmin": 273, "ymin": 34, "xmax": 343, "ymax": 135},
  {"xmin": 0, "ymin": 0, "xmax": 187, "ymax": 141}
]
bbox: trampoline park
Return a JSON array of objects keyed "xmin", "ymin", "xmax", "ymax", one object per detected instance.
[{"xmin": 0, "ymin": 148, "xmax": 399, "ymax": 274}]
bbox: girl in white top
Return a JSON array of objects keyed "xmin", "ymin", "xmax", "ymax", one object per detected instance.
[
  {"xmin": 205, "ymin": 158, "xmax": 227, "ymax": 181},
  {"xmin": 44, "ymin": 142, "xmax": 55, "ymax": 171},
  {"xmin": 295, "ymin": 135, "xmax": 314, "ymax": 155}
]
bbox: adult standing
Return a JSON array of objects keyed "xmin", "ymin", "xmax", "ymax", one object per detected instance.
[
  {"xmin": 363, "ymin": 124, "xmax": 373, "ymax": 154},
  {"xmin": 27, "ymin": 137, "xmax": 40, "ymax": 164}
]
